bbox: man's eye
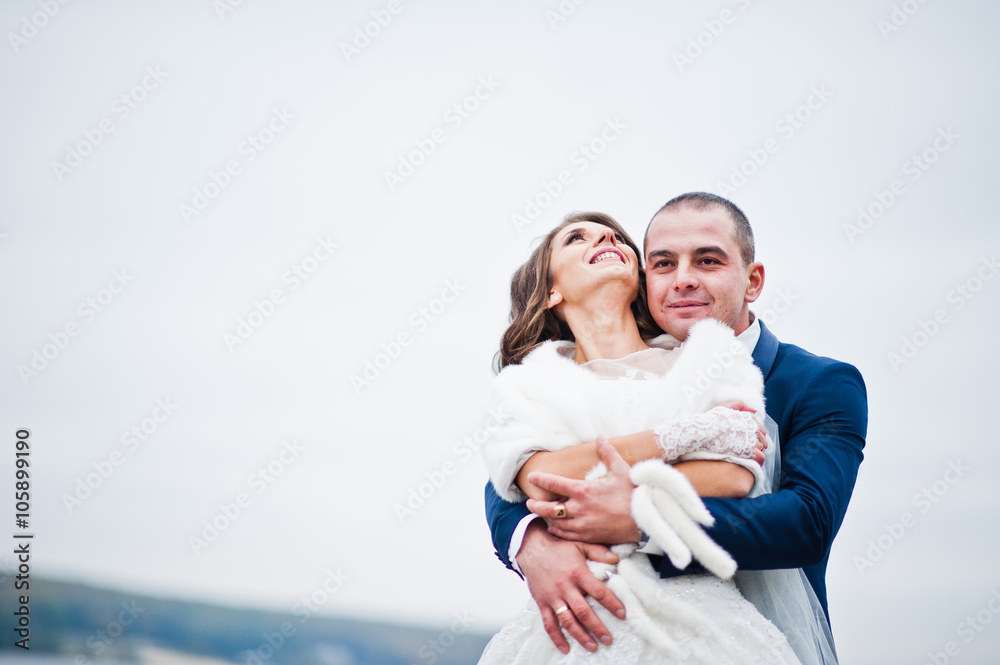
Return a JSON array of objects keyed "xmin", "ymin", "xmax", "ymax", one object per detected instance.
[{"xmin": 700, "ymin": 258, "xmax": 720, "ymax": 265}]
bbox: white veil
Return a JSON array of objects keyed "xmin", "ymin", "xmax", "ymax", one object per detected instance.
[{"xmin": 734, "ymin": 416, "xmax": 839, "ymax": 665}]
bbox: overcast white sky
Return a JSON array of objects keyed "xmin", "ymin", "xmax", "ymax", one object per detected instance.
[{"xmin": 1, "ymin": 1, "xmax": 999, "ymax": 664}]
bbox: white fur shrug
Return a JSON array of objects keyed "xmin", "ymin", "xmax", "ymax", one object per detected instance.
[{"xmin": 484, "ymin": 318, "xmax": 765, "ymax": 503}]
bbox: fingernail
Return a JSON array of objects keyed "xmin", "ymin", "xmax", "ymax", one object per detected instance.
[
  {"xmin": 600, "ymin": 635, "xmax": 612, "ymax": 646},
  {"xmin": 616, "ymin": 609, "xmax": 626, "ymax": 620},
  {"xmin": 585, "ymin": 641, "xmax": 597, "ymax": 652}
]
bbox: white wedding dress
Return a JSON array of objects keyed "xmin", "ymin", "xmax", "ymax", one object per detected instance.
[
  {"xmin": 479, "ymin": 572, "xmax": 797, "ymax": 664},
  {"xmin": 479, "ymin": 320, "xmax": 830, "ymax": 665}
]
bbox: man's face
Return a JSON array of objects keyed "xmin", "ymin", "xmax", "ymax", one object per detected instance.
[{"xmin": 644, "ymin": 205, "xmax": 762, "ymax": 340}]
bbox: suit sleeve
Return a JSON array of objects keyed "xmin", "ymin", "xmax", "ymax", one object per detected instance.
[
  {"xmin": 485, "ymin": 480, "xmax": 531, "ymax": 571},
  {"xmin": 654, "ymin": 360, "xmax": 867, "ymax": 574}
]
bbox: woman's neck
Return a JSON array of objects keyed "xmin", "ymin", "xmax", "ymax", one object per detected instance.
[{"xmin": 561, "ymin": 299, "xmax": 649, "ymax": 364}]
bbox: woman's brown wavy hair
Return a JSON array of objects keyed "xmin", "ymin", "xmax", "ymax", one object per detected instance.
[{"xmin": 496, "ymin": 211, "xmax": 662, "ymax": 370}]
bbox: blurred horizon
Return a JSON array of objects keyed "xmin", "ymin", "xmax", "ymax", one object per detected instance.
[{"xmin": 0, "ymin": 574, "xmax": 492, "ymax": 664}]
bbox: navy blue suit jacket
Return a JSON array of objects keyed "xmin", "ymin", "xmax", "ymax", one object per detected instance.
[{"xmin": 483, "ymin": 320, "xmax": 868, "ymax": 621}]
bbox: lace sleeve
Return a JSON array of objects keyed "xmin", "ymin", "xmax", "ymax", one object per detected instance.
[{"xmin": 653, "ymin": 406, "xmax": 758, "ymax": 462}]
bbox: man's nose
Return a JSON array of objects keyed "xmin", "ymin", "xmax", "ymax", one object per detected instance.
[{"xmin": 673, "ymin": 261, "xmax": 699, "ymax": 290}]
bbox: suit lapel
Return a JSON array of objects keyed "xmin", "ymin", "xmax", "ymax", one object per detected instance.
[{"xmin": 752, "ymin": 320, "xmax": 780, "ymax": 382}]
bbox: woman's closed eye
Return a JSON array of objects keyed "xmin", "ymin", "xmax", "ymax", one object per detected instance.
[{"xmin": 563, "ymin": 228, "xmax": 624, "ymax": 245}]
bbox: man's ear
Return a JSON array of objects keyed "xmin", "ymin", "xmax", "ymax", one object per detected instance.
[
  {"xmin": 744, "ymin": 262, "xmax": 764, "ymax": 303},
  {"xmin": 547, "ymin": 289, "xmax": 563, "ymax": 309}
]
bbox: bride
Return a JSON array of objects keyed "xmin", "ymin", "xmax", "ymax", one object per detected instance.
[{"xmin": 478, "ymin": 212, "xmax": 832, "ymax": 664}]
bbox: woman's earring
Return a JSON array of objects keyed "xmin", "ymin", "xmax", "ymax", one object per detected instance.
[{"xmin": 548, "ymin": 293, "xmax": 561, "ymax": 307}]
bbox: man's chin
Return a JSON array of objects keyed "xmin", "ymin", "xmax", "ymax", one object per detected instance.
[{"xmin": 657, "ymin": 310, "xmax": 710, "ymax": 340}]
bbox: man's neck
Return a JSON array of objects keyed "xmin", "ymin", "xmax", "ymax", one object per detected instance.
[
  {"xmin": 731, "ymin": 309, "xmax": 754, "ymax": 337},
  {"xmin": 735, "ymin": 312, "xmax": 761, "ymax": 355}
]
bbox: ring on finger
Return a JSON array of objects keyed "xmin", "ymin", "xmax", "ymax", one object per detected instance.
[
  {"xmin": 555, "ymin": 605, "xmax": 570, "ymax": 616},
  {"xmin": 553, "ymin": 503, "xmax": 568, "ymax": 519}
]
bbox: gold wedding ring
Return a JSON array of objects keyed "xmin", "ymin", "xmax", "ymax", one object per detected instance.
[{"xmin": 553, "ymin": 503, "xmax": 567, "ymax": 519}]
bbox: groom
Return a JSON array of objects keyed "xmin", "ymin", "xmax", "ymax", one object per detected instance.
[{"xmin": 484, "ymin": 192, "xmax": 868, "ymax": 655}]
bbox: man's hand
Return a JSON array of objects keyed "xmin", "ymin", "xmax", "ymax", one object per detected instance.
[
  {"xmin": 753, "ymin": 423, "xmax": 767, "ymax": 465},
  {"xmin": 516, "ymin": 519, "xmax": 626, "ymax": 654},
  {"xmin": 526, "ymin": 438, "xmax": 641, "ymax": 545},
  {"xmin": 718, "ymin": 400, "xmax": 768, "ymax": 466}
]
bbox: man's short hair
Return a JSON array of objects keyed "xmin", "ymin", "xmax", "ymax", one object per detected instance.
[{"xmin": 648, "ymin": 192, "xmax": 755, "ymax": 267}]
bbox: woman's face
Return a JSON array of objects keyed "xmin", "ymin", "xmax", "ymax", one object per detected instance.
[{"xmin": 547, "ymin": 221, "xmax": 639, "ymax": 310}]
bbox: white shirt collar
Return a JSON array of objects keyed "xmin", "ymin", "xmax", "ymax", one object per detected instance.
[{"xmin": 736, "ymin": 312, "xmax": 761, "ymax": 356}]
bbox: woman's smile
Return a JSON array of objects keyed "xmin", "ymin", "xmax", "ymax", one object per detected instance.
[{"xmin": 589, "ymin": 248, "xmax": 626, "ymax": 265}]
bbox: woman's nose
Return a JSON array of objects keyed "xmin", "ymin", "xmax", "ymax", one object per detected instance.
[{"xmin": 596, "ymin": 230, "xmax": 618, "ymax": 246}]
